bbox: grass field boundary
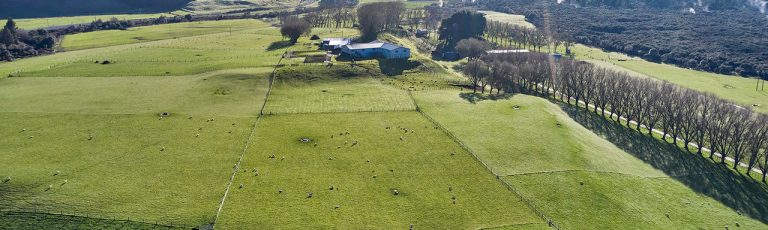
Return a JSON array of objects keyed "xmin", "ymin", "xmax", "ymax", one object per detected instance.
[
  {"xmin": 262, "ymin": 108, "xmax": 418, "ymax": 115},
  {"xmin": 479, "ymin": 222, "xmax": 550, "ymax": 230},
  {"xmin": 406, "ymin": 90, "xmax": 562, "ymax": 230},
  {"xmin": 212, "ymin": 49, "xmax": 286, "ymax": 229},
  {"xmin": 502, "ymin": 168, "xmax": 715, "ymax": 179},
  {"xmin": 1, "ymin": 210, "xmax": 188, "ymax": 229}
]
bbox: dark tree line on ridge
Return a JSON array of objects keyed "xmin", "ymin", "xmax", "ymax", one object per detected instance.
[
  {"xmin": 480, "ymin": 0, "xmax": 768, "ymax": 79},
  {"xmin": 464, "ymin": 53, "xmax": 768, "ymax": 182}
]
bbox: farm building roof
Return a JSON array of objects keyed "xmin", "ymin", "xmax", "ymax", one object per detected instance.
[
  {"xmin": 323, "ymin": 38, "xmax": 352, "ymax": 46},
  {"xmin": 343, "ymin": 41, "xmax": 405, "ymax": 50}
]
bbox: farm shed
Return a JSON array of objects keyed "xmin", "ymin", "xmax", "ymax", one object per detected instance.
[{"xmin": 340, "ymin": 41, "xmax": 410, "ymax": 60}]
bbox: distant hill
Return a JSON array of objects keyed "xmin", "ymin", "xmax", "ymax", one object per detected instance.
[{"xmin": 0, "ymin": 0, "xmax": 191, "ymax": 19}]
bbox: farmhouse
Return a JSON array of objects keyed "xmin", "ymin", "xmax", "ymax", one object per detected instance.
[
  {"xmin": 340, "ymin": 41, "xmax": 411, "ymax": 59},
  {"xmin": 321, "ymin": 38, "xmax": 352, "ymax": 51}
]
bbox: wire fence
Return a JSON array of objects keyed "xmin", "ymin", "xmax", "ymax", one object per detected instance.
[
  {"xmin": 0, "ymin": 210, "xmax": 188, "ymax": 229},
  {"xmin": 406, "ymin": 90, "xmax": 563, "ymax": 230}
]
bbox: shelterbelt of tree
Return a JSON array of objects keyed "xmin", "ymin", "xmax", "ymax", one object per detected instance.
[{"xmin": 481, "ymin": 0, "xmax": 768, "ymax": 79}]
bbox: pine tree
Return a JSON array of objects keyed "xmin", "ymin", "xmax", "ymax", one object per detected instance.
[{"xmin": 4, "ymin": 19, "xmax": 17, "ymax": 34}]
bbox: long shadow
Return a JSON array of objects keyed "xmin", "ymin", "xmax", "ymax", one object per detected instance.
[
  {"xmin": 267, "ymin": 40, "xmax": 293, "ymax": 51},
  {"xmin": 559, "ymin": 104, "xmax": 768, "ymax": 224},
  {"xmin": 459, "ymin": 92, "xmax": 515, "ymax": 104},
  {"xmin": 377, "ymin": 59, "xmax": 421, "ymax": 76}
]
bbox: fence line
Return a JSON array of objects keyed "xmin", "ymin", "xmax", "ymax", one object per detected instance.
[
  {"xmin": 211, "ymin": 49, "xmax": 285, "ymax": 229},
  {"xmin": 1, "ymin": 210, "xmax": 187, "ymax": 229},
  {"xmin": 406, "ymin": 90, "xmax": 563, "ymax": 230}
]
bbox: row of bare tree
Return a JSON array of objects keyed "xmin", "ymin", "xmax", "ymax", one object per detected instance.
[
  {"xmin": 485, "ymin": 21, "xmax": 573, "ymax": 54},
  {"xmin": 465, "ymin": 53, "xmax": 768, "ymax": 182},
  {"xmin": 304, "ymin": 8, "xmax": 357, "ymax": 28}
]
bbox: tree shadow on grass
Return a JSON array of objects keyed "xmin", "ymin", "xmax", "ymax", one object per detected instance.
[
  {"xmin": 378, "ymin": 59, "xmax": 422, "ymax": 76},
  {"xmin": 459, "ymin": 92, "xmax": 515, "ymax": 104},
  {"xmin": 559, "ymin": 104, "xmax": 768, "ymax": 224},
  {"xmin": 267, "ymin": 40, "xmax": 293, "ymax": 51}
]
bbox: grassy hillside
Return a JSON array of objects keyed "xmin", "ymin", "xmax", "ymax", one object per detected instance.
[
  {"xmin": 1, "ymin": 212, "xmax": 183, "ymax": 229},
  {"xmin": 1, "ymin": 12, "xmax": 766, "ymax": 229},
  {"xmin": 9, "ymin": 13, "xmax": 176, "ymax": 30},
  {"xmin": 264, "ymin": 65, "xmax": 417, "ymax": 114},
  {"xmin": 412, "ymin": 90, "xmax": 768, "ymax": 229},
  {"xmin": 0, "ymin": 0, "xmax": 190, "ymax": 18},
  {"xmin": 216, "ymin": 112, "xmax": 546, "ymax": 229},
  {"xmin": 0, "ymin": 22, "xmax": 358, "ymax": 78}
]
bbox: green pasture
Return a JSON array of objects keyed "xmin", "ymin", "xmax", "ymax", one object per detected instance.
[
  {"xmin": 0, "ymin": 69, "xmax": 270, "ymax": 116},
  {"xmin": 479, "ymin": 11, "xmax": 536, "ymax": 28},
  {"xmin": 8, "ymin": 13, "xmax": 178, "ymax": 30},
  {"xmin": 215, "ymin": 112, "xmax": 546, "ymax": 229},
  {"xmin": 60, "ymin": 19, "xmax": 269, "ymax": 51},
  {"xmin": 1, "ymin": 211, "xmax": 183, "ymax": 230},
  {"xmin": 412, "ymin": 90, "xmax": 663, "ymax": 177},
  {"xmin": 412, "ymin": 89, "xmax": 768, "ymax": 228},
  {"xmin": 505, "ymin": 171, "xmax": 767, "ymax": 229},
  {"xmin": 0, "ymin": 22, "xmax": 357, "ymax": 78},
  {"xmin": 265, "ymin": 65, "xmax": 416, "ymax": 114},
  {"xmin": 0, "ymin": 112, "xmax": 255, "ymax": 227}
]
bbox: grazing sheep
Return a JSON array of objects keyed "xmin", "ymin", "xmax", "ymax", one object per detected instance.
[
  {"xmin": 239, "ymin": 183, "xmax": 244, "ymax": 189},
  {"xmin": 329, "ymin": 186, "xmax": 334, "ymax": 190},
  {"xmin": 307, "ymin": 192, "xmax": 313, "ymax": 198},
  {"xmin": 393, "ymin": 189, "xmax": 399, "ymax": 195},
  {"xmin": 278, "ymin": 189, "xmax": 283, "ymax": 194},
  {"xmin": 160, "ymin": 147, "xmax": 165, "ymax": 152},
  {"xmin": 448, "ymin": 186, "xmax": 452, "ymax": 192},
  {"xmin": 334, "ymin": 205, "xmax": 340, "ymax": 209},
  {"xmin": 53, "ymin": 170, "xmax": 60, "ymax": 176},
  {"xmin": 3, "ymin": 177, "xmax": 10, "ymax": 183}
]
